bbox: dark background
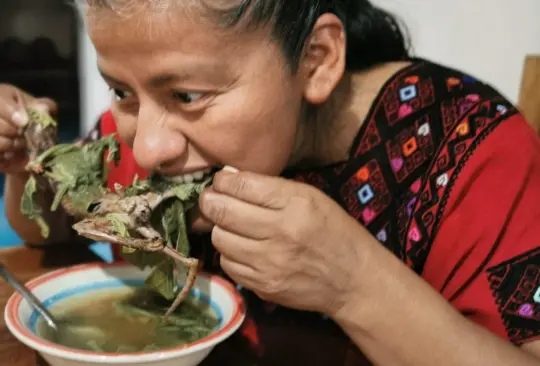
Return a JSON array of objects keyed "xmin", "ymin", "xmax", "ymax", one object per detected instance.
[{"xmin": 0, "ymin": 0, "xmax": 82, "ymax": 194}]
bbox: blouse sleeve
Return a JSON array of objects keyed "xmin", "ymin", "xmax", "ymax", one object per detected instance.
[{"xmin": 421, "ymin": 113, "xmax": 540, "ymax": 346}]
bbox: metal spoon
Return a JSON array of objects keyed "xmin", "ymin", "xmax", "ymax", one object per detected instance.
[{"xmin": 0, "ymin": 262, "xmax": 59, "ymax": 332}]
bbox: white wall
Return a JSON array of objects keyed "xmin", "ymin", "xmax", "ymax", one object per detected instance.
[
  {"xmin": 78, "ymin": 0, "xmax": 540, "ymax": 131},
  {"xmin": 78, "ymin": 31, "xmax": 111, "ymax": 134},
  {"xmin": 374, "ymin": 0, "xmax": 540, "ymax": 102}
]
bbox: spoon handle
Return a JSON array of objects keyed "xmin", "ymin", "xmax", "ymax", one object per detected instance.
[{"xmin": 0, "ymin": 263, "xmax": 58, "ymax": 331}]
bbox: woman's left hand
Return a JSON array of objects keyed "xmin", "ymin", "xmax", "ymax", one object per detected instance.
[{"xmin": 199, "ymin": 168, "xmax": 374, "ymax": 316}]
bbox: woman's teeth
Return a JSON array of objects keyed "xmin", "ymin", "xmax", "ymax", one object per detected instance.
[{"xmin": 168, "ymin": 168, "xmax": 212, "ymax": 184}]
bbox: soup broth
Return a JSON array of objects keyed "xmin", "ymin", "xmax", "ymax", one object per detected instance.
[{"xmin": 36, "ymin": 286, "xmax": 220, "ymax": 354}]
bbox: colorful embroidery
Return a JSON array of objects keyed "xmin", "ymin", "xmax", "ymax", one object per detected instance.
[
  {"xmin": 487, "ymin": 247, "xmax": 540, "ymax": 344},
  {"xmin": 278, "ymin": 61, "xmax": 527, "ymax": 345},
  {"xmin": 355, "ymin": 119, "xmax": 381, "ymax": 155},
  {"xmin": 340, "ymin": 160, "xmax": 391, "ymax": 224},
  {"xmin": 404, "ymin": 98, "xmax": 516, "ymax": 272},
  {"xmin": 382, "ymin": 74, "xmax": 436, "ymax": 126},
  {"xmin": 386, "ymin": 115, "xmax": 435, "ymax": 182},
  {"xmin": 284, "ymin": 62, "xmax": 518, "ymax": 276}
]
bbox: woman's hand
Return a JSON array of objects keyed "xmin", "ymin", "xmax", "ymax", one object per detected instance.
[
  {"xmin": 199, "ymin": 167, "xmax": 373, "ymax": 316},
  {"xmin": 0, "ymin": 84, "xmax": 56, "ymax": 174}
]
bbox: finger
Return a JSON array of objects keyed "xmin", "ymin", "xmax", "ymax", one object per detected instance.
[
  {"xmin": 0, "ymin": 136, "xmax": 24, "ymax": 152},
  {"xmin": 0, "ymin": 135, "xmax": 25, "ymax": 151},
  {"xmin": 220, "ymin": 255, "xmax": 260, "ymax": 290},
  {"xmin": 0, "ymin": 151, "xmax": 14, "ymax": 162},
  {"xmin": 31, "ymin": 97, "xmax": 58, "ymax": 115},
  {"xmin": 212, "ymin": 169, "xmax": 294, "ymax": 209},
  {"xmin": 0, "ymin": 96, "xmax": 27, "ymax": 127},
  {"xmin": 211, "ymin": 226, "xmax": 263, "ymax": 268},
  {"xmin": 199, "ymin": 189, "xmax": 279, "ymax": 239},
  {"xmin": 0, "ymin": 120, "xmax": 22, "ymax": 138}
]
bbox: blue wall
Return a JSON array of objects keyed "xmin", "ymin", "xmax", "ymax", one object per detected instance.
[{"xmin": 0, "ymin": 184, "xmax": 23, "ymax": 248}]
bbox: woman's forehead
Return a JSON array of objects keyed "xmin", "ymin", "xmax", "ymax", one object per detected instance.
[
  {"xmin": 87, "ymin": 5, "xmax": 278, "ymax": 86},
  {"xmin": 87, "ymin": 4, "xmax": 266, "ymax": 56}
]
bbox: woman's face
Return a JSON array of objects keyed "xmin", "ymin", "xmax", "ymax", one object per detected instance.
[
  {"xmin": 88, "ymin": 8, "xmax": 307, "ymax": 180},
  {"xmin": 87, "ymin": 5, "xmax": 345, "ymax": 231}
]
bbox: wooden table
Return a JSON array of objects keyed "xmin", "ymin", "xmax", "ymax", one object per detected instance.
[{"xmin": 0, "ymin": 244, "xmax": 371, "ymax": 366}]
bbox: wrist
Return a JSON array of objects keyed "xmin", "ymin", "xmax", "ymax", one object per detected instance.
[
  {"xmin": 4, "ymin": 171, "xmax": 29, "ymax": 197},
  {"xmin": 326, "ymin": 232, "xmax": 382, "ymax": 323},
  {"xmin": 328, "ymin": 234, "xmax": 412, "ymax": 331},
  {"xmin": 7, "ymin": 171, "xmax": 29, "ymax": 182},
  {"xmin": 4, "ymin": 171, "xmax": 28, "ymax": 197}
]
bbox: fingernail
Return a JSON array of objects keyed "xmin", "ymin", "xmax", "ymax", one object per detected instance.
[
  {"xmin": 222, "ymin": 165, "xmax": 239, "ymax": 173},
  {"xmin": 3, "ymin": 151, "xmax": 14, "ymax": 160},
  {"xmin": 11, "ymin": 111, "xmax": 28, "ymax": 126}
]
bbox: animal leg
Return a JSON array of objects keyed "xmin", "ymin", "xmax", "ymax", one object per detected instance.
[
  {"xmin": 161, "ymin": 245, "xmax": 199, "ymax": 317},
  {"xmin": 72, "ymin": 219, "xmax": 164, "ymax": 252}
]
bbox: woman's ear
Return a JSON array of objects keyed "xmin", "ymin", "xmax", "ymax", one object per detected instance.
[{"xmin": 300, "ymin": 13, "xmax": 346, "ymax": 105}]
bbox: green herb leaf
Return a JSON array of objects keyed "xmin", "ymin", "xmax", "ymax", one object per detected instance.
[
  {"xmin": 20, "ymin": 175, "xmax": 50, "ymax": 238},
  {"xmin": 118, "ymin": 175, "xmax": 212, "ymax": 300},
  {"xmin": 22, "ymin": 135, "xmax": 121, "ymax": 223},
  {"xmin": 104, "ymin": 213, "xmax": 131, "ymax": 238},
  {"xmin": 145, "ymin": 259, "xmax": 177, "ymax": 300},
  {"xmin": 23, "ymin": 124, "xmax": 212, "ymax": 303},
  {"xmin": 26, "ymin": 108, "xmax": 57, "ymax": 128}
]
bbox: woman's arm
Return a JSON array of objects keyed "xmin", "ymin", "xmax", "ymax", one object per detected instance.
[
  {"xmin": 4, "ymin": 173, "xmax": 71, "ymax": 245},
  {"xmin": 332, "ymin": 240, "xmax": 540, "ymax": 366}
]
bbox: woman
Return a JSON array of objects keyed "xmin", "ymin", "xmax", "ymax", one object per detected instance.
[{"xmin": 2, "ymin": 1, "xmax": 540, "ymax": 365}]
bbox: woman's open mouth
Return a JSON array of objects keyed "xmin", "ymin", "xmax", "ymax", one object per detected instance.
[
  {"xmin": 160, "ymin": 167, "xmax": 219, "ymax": 233},
  {"xmin": 163, "ymin": 167, "xmax": 219, "ymax": 184}
]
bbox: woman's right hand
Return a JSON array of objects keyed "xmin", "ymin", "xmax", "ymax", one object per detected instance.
[{"xmin": 0, "ymin": 84, "xmax": 57, "ymax": 174}]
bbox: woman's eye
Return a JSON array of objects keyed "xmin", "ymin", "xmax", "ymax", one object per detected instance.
[
  {"xmin": 172, "ymin": 92, "xmax": 205, "ymax": 104},
  {"xmin": 112, "ymin": 88, "xmax": 133, "ymax": 101}
]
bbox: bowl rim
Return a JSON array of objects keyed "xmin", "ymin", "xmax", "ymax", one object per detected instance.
[{"xmin": 4, "ymin": 262, "xmax": 246, "ymax": 363}]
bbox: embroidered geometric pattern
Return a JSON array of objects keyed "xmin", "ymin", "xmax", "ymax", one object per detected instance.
[
  {"xmin": 404, "ymin": 97, "xmax": 516, "ymax": 272},
  {"xmin": 292, "ymin": 60, "xmax": 513, "ymax": 274},
  {"xmin": 487, "ymin": 247, "xmax": 540, "ymax": 344}
]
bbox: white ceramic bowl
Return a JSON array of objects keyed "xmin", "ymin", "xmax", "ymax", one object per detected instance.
[{"xmin": 5, "ymin": 262, "xmax": 246, "ymax": 366}]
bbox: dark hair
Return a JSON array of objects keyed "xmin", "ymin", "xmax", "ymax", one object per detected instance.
[
  {"xmin": 84, "ymin": 0, "xmax": 410, "ymax": 72},
  {"xmin": 209, "ymin": 0, "xmax": 411, "ymax": 72}
]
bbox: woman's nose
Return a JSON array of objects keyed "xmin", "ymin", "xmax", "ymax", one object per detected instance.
[{"xmin": 131, "ymin": 112, "xmax": 188, "ymax": 171}]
